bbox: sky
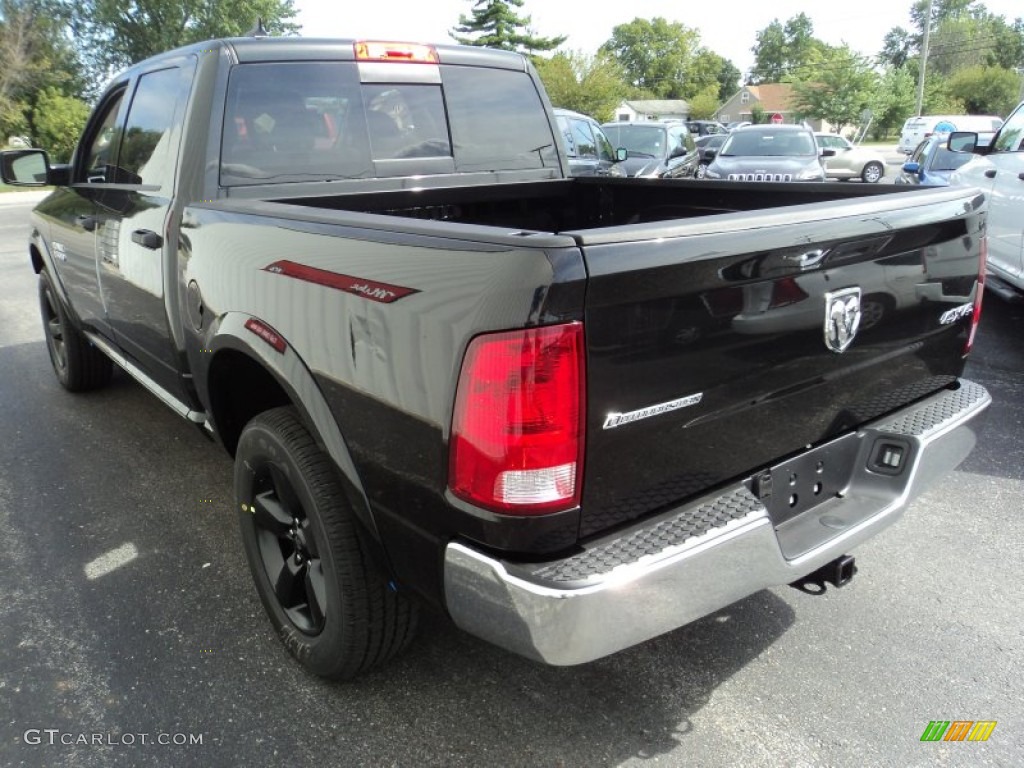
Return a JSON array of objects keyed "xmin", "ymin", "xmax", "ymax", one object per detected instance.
[{"xmin": 293, "ymin": 0, "xmax": 1024, "ymax": 77}]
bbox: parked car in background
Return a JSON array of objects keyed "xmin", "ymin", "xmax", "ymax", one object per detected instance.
[
  {"xmin": 949, "ymin": 99, "xmax": 1024, "ymax": 297},
  {"xmin": 814, "ymin": 133, "xmax": 887, "ymax": 183},
  {"xmin": 685, "ymin": 119, "xmax": 727, "ymax": 136},
  {"xmin": 896, "ymin": 132, "xmax": 995, "ymax": 187},
  {"xmin": 703, "ymin": 124, "xmax": 833, "ymax": 182},
  {"xmin": 553, "ymin": 108, "xmax": 625, "ymax": 177},
  {"xmin": 600, "ymin": 120, "xmax": 699, "ymax": 178},
  {"xmin": 897, "ymin": 114, "xmax": 1003, "ymax": 154},
  {"xmin": 695, "ymin": 133, "xmax": 728, "ymax": 178},
  {"xmin": 725, "ymin": 121, "xmax": 752, "ymax": 132}
]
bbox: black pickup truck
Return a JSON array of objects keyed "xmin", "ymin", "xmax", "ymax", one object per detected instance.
[{"xmin": 1, "ymin": 36, "xmax": 991, "ymax": 680}]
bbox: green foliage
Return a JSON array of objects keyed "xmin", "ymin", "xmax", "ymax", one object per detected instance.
[
  {"xmin": 749, "ymin": 13, "xmax": 827, "ymax": 84},
  {"xmin": 74, "ymin": 0, "xmax": 299, "ymax": 75},
  {"xmin": 714, "ymin": 58, "xmax": 742, "ymax": 102},
  {"xmin": 750, "ymin": 104, "xmax": 765, "ymax": 124},
  {"xmin": 599, "ymin": 17, "xmax": 701, "ymax": 99},
  {"xmin": 450, "ymin": 0, "xmax": 564, "ymax": 53},
  {"xmin": 686, "ymin": 49, "xmax": 738, "ymax": 102},
  {"xmin": 947, "ymin": 65, "xmax": 1022, "ymax": 116},
  {"xmin": 869, "ymin": 66, "xmax": 917, "ymax": 139},
  {"xmin": 791, "ymin": 45, "xmax": 878, "ymax": 133},
  {"xmin": 686, "ymin": 87, "xmax": 721, "ymax": 120},
  {"xmin": 29, "ymin": 86, "xmax": 89, "ymax": 161},
  {"xmin": 534, "ymin": 50, "xmax": 628, "ymax": 123}
]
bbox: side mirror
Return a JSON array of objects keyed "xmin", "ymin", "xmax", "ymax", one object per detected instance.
[
  {"xmin": 703, "ymin": 149, "xmax": 718, "ymax": 161},
  {"xmin": 615, "ymin": 147, "xmax": 627, "ymax": 162},
  {"xmin": 1, "ymin": 149, "xmax": 50, "ymax": 186},
  {"xmin": 820, "ymin": 148, "xmax": 836, "ymax": 158},
  {"xmin": 902, "ymin": 162, "xmax": 921, "ymax": 174},
  {"xmin": 948, "ymin": 131, "xmax": 978, "ymax": 153},
  {"xmin": 670, "ymin": 145, "xmax": 687, "ymax": 159}
]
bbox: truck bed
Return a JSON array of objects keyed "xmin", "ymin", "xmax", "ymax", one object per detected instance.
[{"xmin": 197, "ymin": 178, "xmax": 984, "ymax": 550}]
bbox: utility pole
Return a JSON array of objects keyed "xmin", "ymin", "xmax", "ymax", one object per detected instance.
[{"xmin": 914, "ymin": 0, "xmax": 934, "ymax": 116}]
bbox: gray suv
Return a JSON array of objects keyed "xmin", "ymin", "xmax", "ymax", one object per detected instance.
[
  {"xmin": 553, "ymin": 108, "xmax": 625, "ymax": 177},
  {"xmin": 703, "ymin": 124, "xmax": 833, "ymax": 182}
]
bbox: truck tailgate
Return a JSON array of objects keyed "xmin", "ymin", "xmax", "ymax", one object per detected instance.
[{"xmin": 573, "ymin": 187, "xmax": 984, "ymax": 537}]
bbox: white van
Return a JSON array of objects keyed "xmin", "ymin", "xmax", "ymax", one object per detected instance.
[{"xmin": 898, "ymin": 114, "xmax": 1003, "ymax": 154}]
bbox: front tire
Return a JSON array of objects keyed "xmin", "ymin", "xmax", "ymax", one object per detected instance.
[
  {"xmin": 38, "ymin": 271, "xmax": 112, "ymax": 391},
  {"xmin": 235, "ymin": 407, "xmax": 418, "ymax": 679},
  {"xmin": 861, "ymin": 161, "xmax": 884, "ymax": 183}
]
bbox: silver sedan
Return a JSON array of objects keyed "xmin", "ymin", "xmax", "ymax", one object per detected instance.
[{"xmin": 815, "ymin": 133, "xmax": 887, "ymax": 183}]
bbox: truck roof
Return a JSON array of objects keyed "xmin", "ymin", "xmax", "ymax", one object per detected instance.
[{"xmin": 121, "ymin": 36, "xmax": 530, "ymax": 76}]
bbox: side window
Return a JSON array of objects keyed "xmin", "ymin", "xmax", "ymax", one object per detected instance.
[
  {"xmin": 594, "ymin": 126, "xmax": 615, "ymax": 163},
  {"xmin": 119, "ymin": 67, "xmax": 191, "ymax": 188},
  {"xmin": 557, "ymin": 116, "xmax": 577, "ymax": 158},
  {"xmin": 571, "ymin": 119, "xmax": 597, "ymax": 159},
  {"xmin": 82, "ymin": 93, "xmax": 126, "ymax": 184},
  {"xmin": 992, "ymin": 103, "xmax": 1024, "ymax": 153}
]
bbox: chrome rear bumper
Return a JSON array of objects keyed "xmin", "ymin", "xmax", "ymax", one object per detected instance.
[{"xmin": 444, "ymin": 381, "xmax": 990, "ymax": 665}]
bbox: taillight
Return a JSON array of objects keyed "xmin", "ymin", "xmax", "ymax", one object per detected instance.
[
  {"xmin": 769, "ymin": 277, "xmax": 809, "ymax": 308},
  {"xmin": 449, "ymin": 323, "xmax": 585, "ymax": 515},
  {"xmin": 965, "ymin": 235, "xmax": 986, "ymax": 356}
]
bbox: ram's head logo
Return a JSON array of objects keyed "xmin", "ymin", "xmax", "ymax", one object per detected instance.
[{"xmin": 824, "ymin": 287, "xmax": 862, "ymax": 353}]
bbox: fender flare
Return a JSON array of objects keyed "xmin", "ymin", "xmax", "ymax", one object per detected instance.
[{"xmin": 202, "ymin": 311, "xmax": 384, "ymax": 549}]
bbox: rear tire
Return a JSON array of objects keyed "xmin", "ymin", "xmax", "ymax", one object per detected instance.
[
  {"xmin": 235, "ymin": 406, "xmax": 418, "ymax": 679},
  {"xmin": 38, "ymin": 271, "xmax": 113, "ymax": 391},
  {"xmin": 861, "ymin": 161, "xmax": 884, "ymax": 183}
]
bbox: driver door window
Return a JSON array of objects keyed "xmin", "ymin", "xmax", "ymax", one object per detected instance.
[{"xmin": 83, "ymin": 93, "xmax": 126, "ymax": 183}]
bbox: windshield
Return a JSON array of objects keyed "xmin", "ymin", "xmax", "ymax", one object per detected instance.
[
  {"xmin": 722, "ymin": 131, "xmax": 816, "ymax": 157},
  {"xmin": 602, "ymin": 125, "xmax": 667, "ymax": 157}
]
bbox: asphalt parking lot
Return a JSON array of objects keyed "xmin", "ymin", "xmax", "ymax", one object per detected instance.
[{"xmin": 1, "ymin": 193, "xmax": 1022, "ymax": 767}]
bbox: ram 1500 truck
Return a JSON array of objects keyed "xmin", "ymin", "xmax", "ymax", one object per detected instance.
[{"xmin": 1, "ymin": 36, "xmax": 991, "ymax": 680}]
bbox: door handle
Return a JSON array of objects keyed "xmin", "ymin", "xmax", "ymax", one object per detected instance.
[
  {"xmin": 131, "ymin": 229, "xmax": 163, "ymax": 249},
  {"xmin": 76, "ymin": 215, "xmax": 97, "ymax": 232},
  {"xmin": 984, "ymin": 169, "xmax": 997, "ymax": 179},
  {"xmin": 1018, "ymin": 172, "xmax": 1024, "ymax": 181}
]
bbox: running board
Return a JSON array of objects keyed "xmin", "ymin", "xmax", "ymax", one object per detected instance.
[{"xmin": 84, "ymin": 331, "xmax": 209, "ymax": 425}]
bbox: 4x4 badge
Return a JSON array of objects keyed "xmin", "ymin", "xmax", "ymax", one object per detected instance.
[{"xmin": 824, "ymin": 287, "xmax": 862, "ymax": 353}]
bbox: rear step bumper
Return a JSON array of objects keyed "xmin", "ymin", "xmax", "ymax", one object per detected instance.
[{"xmin": 444, "ymin": 380, "xmax": 990, "ymax": 665}]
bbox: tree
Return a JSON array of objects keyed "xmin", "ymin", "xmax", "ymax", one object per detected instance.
[
  {"xmin": 450, "ymin": 0, "xmax": 564, "ymax": 54},
  {"xmin": 879, "ymin": 27, "xmax": 914, "ymax": 69},
  {"xmin": 715, "ymin": 58, "xmax": 742, "ymax": 102},
  {"xmin": 749, "ymin": 13, "xmax": 827, "ymax": 84},
  {"xmin": 791, "ymin": 46, "xmax": 878, "ymax": 133},
  {"xmin": 534, "ymin": 50, "xmax": 628, "ymax": 122},
  {"xmin": 869, "ymin": 66, "xmax": 917, "ymax": 139},
  {"xmin": 599, "ymin": 17, "xmax": 702, "ymax": 99},
  {"xmin": 948, "ymin": 65, "xmax": 1021, "ymax": 115},
  {"xmin": 29, "ymin": 86, "xmax": 89, "ymax": 160},
  {"xmin": 686, "ymin": 87, "xmax": 720, "ymax": 120},
  {"xmin": 73, "ymin": 0, "xmax": 299, "ymax": 76},
  {"xmin": 1, "ymin": 1, "xmax": 86, "ymax": 142},
  {"xmin": 687, "ymin": 49, "xmax": 738, "ymax": 102}
]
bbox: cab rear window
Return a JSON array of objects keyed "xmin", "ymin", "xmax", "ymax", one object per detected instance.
[{"xmin": 220, "ymin": 61, "xmax": 558, "ymax": 186}]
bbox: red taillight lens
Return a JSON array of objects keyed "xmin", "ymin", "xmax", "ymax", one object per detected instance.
[
  {"xmin": 769, "ymin": 276, "xmax": 809, "ymax": 309},
  {"xmin": 449, "ymin": 323, "xmax": 585, "ymax": 515},
  {"xmin": 965, "ymin": 235, "xmax": 987, "ymax": 356}
]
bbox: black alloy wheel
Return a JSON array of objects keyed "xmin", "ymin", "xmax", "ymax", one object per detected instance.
[
  {"xmin": 235, "ymin": 406, "xmax": 418, "ymax": 679},
  {"xmin": 37, "ymin": 271, "xmax": 113, "ymax": 391},
  {"xmin": 249, "ymin": 462, "xmax": 327, "ymax": 634}
]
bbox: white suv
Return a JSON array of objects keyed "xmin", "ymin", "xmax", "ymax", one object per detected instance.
[{"xmin": 949, "ymin": 101, "xmax": 1024, "ymax": 294}]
